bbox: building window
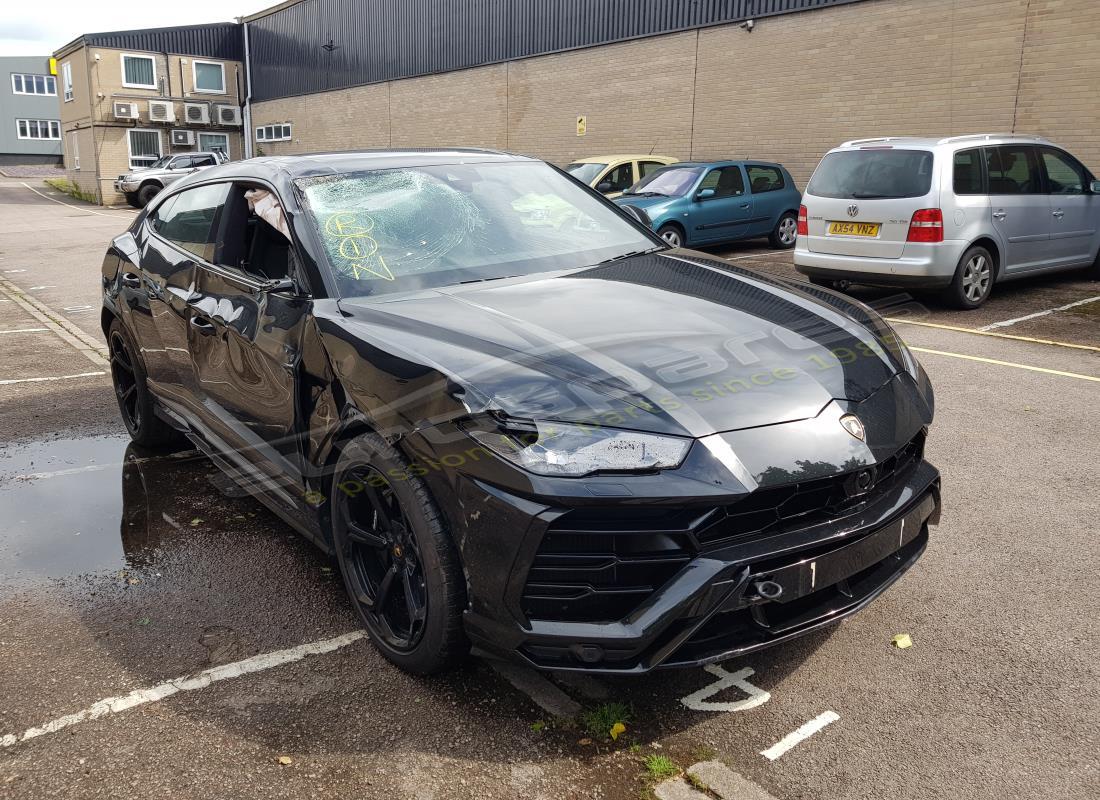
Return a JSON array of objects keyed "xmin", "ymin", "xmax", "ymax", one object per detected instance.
[
  {"xmin": 121, "ymin": 53, "xmax": 157, "ymax": 89},
  {"xmin": 255, "ymin": 123, "xmax": 292, "ymax": 142},
  {"xmin": 62, "ymin": 62, "xmax": 73, "ymax": 102},
  {"xmin": 128, "ymin": 129, "xmax": 162, "ymax": 168},
  {"xmin": 16, "ymin": 119, "xmax": 61, "ymax": 140},
  {"xmin": 198, "ymin": 132, "xmax": 229, "ymax": 155},
  {"xmin": 11, "ymin": 73, "xmax": 57, "ymax": 96},
  {"xmin": 192, "ymin": 60, "xmax": 226, "ymax": 94},
  {"xmin": 69, "ymin": 131, "xmax": 80, "ymax": 170}
]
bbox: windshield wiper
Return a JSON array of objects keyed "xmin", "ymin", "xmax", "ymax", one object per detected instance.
[
  {"xmin": 623, "ymin": 190, "xmax": 669, "ymax": 197},
  {"xmin": 457, "ymin": 274, "xmax": 521, "ymax": 285},
  {"xmin": 595, "ymin": 245, "xmax": 667, "ymax": 265}
]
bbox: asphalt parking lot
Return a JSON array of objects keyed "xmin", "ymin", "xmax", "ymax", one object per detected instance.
[{"xmin": 1, "ymin": 180, "xmax": 1097, "ymax": 800}]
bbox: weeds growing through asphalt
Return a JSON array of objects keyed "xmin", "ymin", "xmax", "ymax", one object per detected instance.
[{"xmin": 579, "ymin": 702, "xmax": 633, "ymax": 740}]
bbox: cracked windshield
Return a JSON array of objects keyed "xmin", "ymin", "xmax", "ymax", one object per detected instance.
[{"xmin": 299, "ymin": 161, "xmax": 656, "ymax": 296}]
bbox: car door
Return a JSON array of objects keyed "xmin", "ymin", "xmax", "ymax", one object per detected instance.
[
  {"xmin": 744, "ymin": 164, "xmax": 788, "ymax": 236},
  {"xmin": 185, "ymin": 182, "xmax": 311, "ymax": 508},
  {"xmin": 985, "ymin": 145, "xmax": 1051, "ymax": 272},
  {"xmin": 132, "ymin": 185, "xmax": 229, "ymax": 418},
  {"xmin": 162, "ymin": 156, "xmax": 195, "ymax": 187},
  {"xmin": 1038, "ymin": 146, "xmax": 1098, "ymax": 266},
  {"xmin": 689, "ymin": 165, "xmax": 754, "ymax": 244},
  {"xmin": 597, "ymin": 162, "xmax": 636, "ymax": 198}
]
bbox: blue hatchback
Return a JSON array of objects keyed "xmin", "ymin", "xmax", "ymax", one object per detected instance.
[{"xmin": 613, "ymin": 161, "xmax": 802, "ymax": 250}]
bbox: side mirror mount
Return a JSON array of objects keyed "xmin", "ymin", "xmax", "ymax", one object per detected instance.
[
  {"xmin": 696, "ymin": 187, "xmax": 716, "ymax": 201},
  {"xmin": 1090, "ymin": 180, "xmax": 1100, "ymax": 194},
  {"xmin": 596, "ymin": 181, "xmax": 613, "ymax": 193},
  {"xmin": 112, "ymin": 231, "xmax": 140, "ymax": 261},
  {"xmin": 261, "ymin": 277, "xmax": 302, "ymax": 295}
]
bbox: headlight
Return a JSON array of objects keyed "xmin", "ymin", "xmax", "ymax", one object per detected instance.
[{"xmin": 464, "ymin": 419, "xmax": 690, "ymax": 477}]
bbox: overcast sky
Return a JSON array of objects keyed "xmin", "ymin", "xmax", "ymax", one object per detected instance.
[{"xmin": 1, "ymin": 1, "xmax": 276, "ymax": 57}]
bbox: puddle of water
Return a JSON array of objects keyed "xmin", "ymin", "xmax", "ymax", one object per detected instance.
[{"xmin": 0, "ymin": 436, "xmax": 209, "ymax": 593}]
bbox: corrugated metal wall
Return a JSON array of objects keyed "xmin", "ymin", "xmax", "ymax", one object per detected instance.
[
  {"xmin": 84, "ymin": 23, "xmax": 243, "ymax": 62},
  {"xmin": 248, "ymin": 0, "xmax": 866, "ymax": 102}
]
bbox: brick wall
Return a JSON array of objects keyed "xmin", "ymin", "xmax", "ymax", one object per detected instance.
[{"xmin": 250, "ymin": 0, "xmax": 1100, "ymax": 185}]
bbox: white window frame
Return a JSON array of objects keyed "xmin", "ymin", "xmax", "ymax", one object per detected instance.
[
  {"xmin": 62, "ymin": 62, "xmax": 73, "ymax": 102},
  {"xmin": 120, "ymin": 53, "xmax": 157, "ymax": 90},
  {"xmin": 69, "ymin": 130, "xmax": 80, "ymax": 170},
  {"xmin": 11, "ymin": 73, "xmax": 57, "ymax": 96},
  {"xmin": 255, "ymin": 123, "xmax": 292, "ymax": 142},
  {"xmin": 16, "ymin": 119, "xmax": 61, "ymax": 140},
  {"xmin": 198, "ymin": 132, "xmax": 230, "ymax": 155},
  {"xmin": 191, "ymin": 59, "xmax": 226, "ymax": 95},
  {"xmin": 127, "ymin": 128, "xmax": 163, "ymax": 169}
]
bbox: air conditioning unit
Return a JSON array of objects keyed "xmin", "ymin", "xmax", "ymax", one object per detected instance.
[
  {"xmin": 171, "ymin": 129, "xmax": 196, "ymax": 146},
  {"xmin": 148, "ymin": 100, "xmax": 176, "ymax": 123},
  {"xmin": 183, "ymin": 102, "xmax": 210, "ymax": 124},
  {"xmin": 112, "ymin": 101, "xmax": 140, "ymax": 120},
  {"xmin": 214, "ymin": 104, "xmax": 242, "ymax": 126}
]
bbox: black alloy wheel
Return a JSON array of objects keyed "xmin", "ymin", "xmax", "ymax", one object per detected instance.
[
  {"xmin": 331, "ymin": 434, "xmax": 467, "ymax": 673},
  {"xmin": 107, "ymin": 319, "xmax": 183, "ymax": 448},
  {"xmin": 338, "ymin": 465, "xmax": 429, "ymax": 651}
]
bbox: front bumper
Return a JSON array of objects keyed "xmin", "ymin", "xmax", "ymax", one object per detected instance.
[
  {"xmin": 461, "ymin": 454, "xmax": 940, "ymax": 673},
  {"xmin": 114, "ymin": 179, "xmax": 139, "ymax": 193}
]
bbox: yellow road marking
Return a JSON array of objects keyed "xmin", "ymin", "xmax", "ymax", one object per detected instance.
[
  {"xmin": 910, "ymin": 347, "xmax": 1100, "ymax": 383},
  {"xmin": 887, "ymin": 317, "xmax": 1100, "ymax": 352}
]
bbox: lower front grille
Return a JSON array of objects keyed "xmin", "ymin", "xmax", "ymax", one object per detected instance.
[
  {"xmin": 520, "ymin": 508, "xmax": 697, "ymax": 623},
  {"xmin": 521, "ymin": 431, "xmax": 926, "ymax": 624}
]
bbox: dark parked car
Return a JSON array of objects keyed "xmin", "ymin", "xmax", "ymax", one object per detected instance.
[{"xmin": 101, "ymin": 149, "xmax": 940, "ymax": 674}]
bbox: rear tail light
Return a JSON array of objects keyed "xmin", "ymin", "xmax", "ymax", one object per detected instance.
[
  {"xmin": 907, "ymin": 208, "xmax": 944, "ymax": 243},
  {"xmin": 797, "ymin": 205, "xmax": 808, "ymax": 236}
]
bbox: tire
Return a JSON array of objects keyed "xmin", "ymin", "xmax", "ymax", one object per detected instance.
[
  {"xmin": 125, "ymin": 193, "xmax": 142, "ymax": 209},
  {"xmin": 1085, "ymin": 249, "xmax": 1100, "ymax": 279},
  {"xmin": 107, "ymin": 318, "xmax": 186, "ymax": 448},
  {"xmin": 944, "ymin": 245, "xmax": 995, "ymax": 309},
  {"xmin": 137, "ymin": 183, "xmax": 161, "ymax": 208},
  {"xmin": 657, "ymin": 223, "xmax": 685, "ymax": 248},
  {"xmin": 330, "ymin": 434, "xmax": 468, "ymax": 674},
  {"xmin": 769, "ymin": 212, "xmax": 799, "ymax": 249}
]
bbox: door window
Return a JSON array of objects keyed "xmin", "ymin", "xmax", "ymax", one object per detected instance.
[
  {"xmin": 953, "ymin": 149, "xmax": 984, "ymax": 195},
  {"xmin": 213, "ymin": 185, "xmax": 295, "ymax": 283},
  {"xmin": 599, "ymin": 163, "xmax": 634, "ymax": 193},
  {"xmin": 1039, "ymin": 148, "xmax": 1086, "ymax": 195},
  {"xmin": 638, "ymin": 160, "xmax": 668, "ymax": 179},
  {"xmin": 986, "ymin": 146, "xmax": 1042, "ymax": 195},
  {"xmin": 746, "ymin": 165, "xmax": 784, "ymax": 193},
  {"xmin": 699, "ymin": 166, "xmax": 745, "ymax": 198},
  {"xmin": 170, "ymin": 156, "xmax": 193, "ymax": 170},
  {"xmin": 151, "ymin": 183, "xmax": 230, "ymax": 261}
]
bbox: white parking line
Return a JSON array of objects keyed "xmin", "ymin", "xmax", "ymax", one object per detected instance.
[
  {"xmin": 20, "ymin": 182, "xmax": 135, "ymax": 219},
  {"xmin": 0, "ymin": 371, "xmax": 106, "ymax": 386},
  {"xmin": 979, "ymin": 295, "xmax": 1100, "ymax": 331},
  {"xmin": 0, "ymin": 328, "xmax": 47, "ymax": 335},
  {"xmin": 0, "ymin": 632, "xmax": 364, "ymax": 750},
  {"xmin": 0, "ymin": 276, "xmax": 108, "ymax": 366},
  {"xmin": 760, "ymin": 710, "xmax": 839, "ymax": 761}
]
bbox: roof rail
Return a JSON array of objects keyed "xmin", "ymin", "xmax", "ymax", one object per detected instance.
[
  {"xmin": 840, "ymin": 136, "xmax": 912, "ymax": 147},
  {"xmin": 936, "ymin": 133, "xmax": 1045, "ymax": 144}
]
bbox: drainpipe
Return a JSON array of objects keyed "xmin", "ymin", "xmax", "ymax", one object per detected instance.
[{"xmin": 242, "ymin": 20, "xmax": 254, "ymax": 159}]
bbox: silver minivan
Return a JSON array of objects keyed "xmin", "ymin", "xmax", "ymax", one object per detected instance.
[{"xmin": 794, "ymin": 134, "xmax": 1100, "ymax": 308}]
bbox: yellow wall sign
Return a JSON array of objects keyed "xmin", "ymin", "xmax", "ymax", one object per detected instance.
[
  {"xmin": 48, "ymin": 57, "xmax": 58, "ymax": 76},
  {"xmin": 576, "ymin": 116, "xmax": 586, "ymax": 137}
]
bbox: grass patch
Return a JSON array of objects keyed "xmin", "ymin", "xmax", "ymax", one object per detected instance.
[
  {"xmin": 44, "ymin": 177, "xmax": 98, "ymax": 204},
  {"xmin": 643, "ymin": 754, "xmax": 680, "ymax": 781},
  {"xmin": 579, "ymin": 701, "xmax": 633, "ymax": 740}
]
